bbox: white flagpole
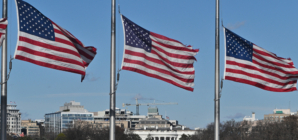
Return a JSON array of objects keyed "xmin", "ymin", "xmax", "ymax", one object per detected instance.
[
  {"xmin": 214, "ymin": 0, "xmax": 220, "ymax": 139},
  {"xmin": 110, "ymin": 0, "xmax": 116, "ymax": 139}
]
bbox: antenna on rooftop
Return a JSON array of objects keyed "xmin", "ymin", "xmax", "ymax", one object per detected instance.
[
  {"xmin": 123, "ymin": 98, "xmax": 178, "ymax": 115},
  {"xmin": 289, "ymin": 101, "xmax": 291, "ymax": 110}
]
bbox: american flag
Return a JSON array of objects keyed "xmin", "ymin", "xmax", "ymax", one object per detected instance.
[
  {"xmin": 0, "ymin": 18, "xmax": 7, "ymax": 46},
  {"xmin": 14, "ymin": 0, "xmax": 97, "ymax": 81},
  {"xmin": 166, "ymin": 116, "xmax": 170, "ymax": 120},
  {"xmin": 121, "ymin": 15, "xmax": 199, "ymax": 91},
  {"xmin": 224, "ymin": 27, "xmax": 298, "ymax": 92}
]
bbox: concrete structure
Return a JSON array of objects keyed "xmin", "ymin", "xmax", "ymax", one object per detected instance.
[
  {"xmin": 0, "ymin": 104, "xmax": 21, "ymax": 134},
  {"xmin": 44, "ymin": 101, "xmax": 93, "ymax": 134},
  {"xmin": 21, "ymin": 120, "xmax": 40, "ymax": 136},
  {"xmin": 59, "ymin": 101, "xmax": 88, "ymax": 113},
  {"xmin": 264, "ymin": 109, "xmax": 293, "ymax": 122}
]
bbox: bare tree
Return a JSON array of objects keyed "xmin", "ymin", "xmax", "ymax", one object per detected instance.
[{"xmin": 192, "ymin": 116, "xmax": 298, "ymax": 140}]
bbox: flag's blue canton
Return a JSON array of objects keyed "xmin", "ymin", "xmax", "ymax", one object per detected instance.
[
  {"xmin": 17, "ymin": 0, "xmax": 55, "ymax": 41},
  {"xmin": 122, "ymin": 15, "xmax": 152, "ymax": 53},
  {"xmin": 226, "ymin": 29, "xmax": 253, "ymax": 62}
]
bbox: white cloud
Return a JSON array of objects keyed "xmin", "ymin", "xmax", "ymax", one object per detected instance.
[
  {"xmin": 226, "ymin": 21, "xmax": 246, "ymax": 30},
  {"xmin": 44, "ymin": 92, "xmax": 136, "ymax": 98}
]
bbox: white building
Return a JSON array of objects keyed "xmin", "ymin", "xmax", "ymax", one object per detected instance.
[
  {"xmin": 243, "ymin": 112, "xmax": 257, "ymax": 121},
  {"xmin": 0, "ymin": 104, "xmax": 22, "ymax": 134},
  {"xmin": 126, "ymin": 127, "xmax": 196, "ymax": 140},
  {"xmin": 125, "ymin": 107, "xmax": 197, "ymax": 140}
]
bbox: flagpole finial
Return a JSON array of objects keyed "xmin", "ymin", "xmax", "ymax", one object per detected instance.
[
  {"xmin": 118, "ymin": 4, "xmax": 121, "ymax": 14},
  {"xmin": 221, "ymin": 19, "xmax": 224, "ymax": 27}
]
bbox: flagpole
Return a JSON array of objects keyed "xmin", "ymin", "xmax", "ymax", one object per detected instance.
[
  {"xmin": 214, "ymin": 0, "xmax": 220, "ymax": 139},
  {"xmin": 1, "ymin": 0, "xmax": 7, "ymax": 139},
  {"xmin": 109, "ymin": 0, "xmax": 116, "ymax": 139}
]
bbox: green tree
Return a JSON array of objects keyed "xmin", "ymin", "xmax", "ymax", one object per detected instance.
[
  {"xmin": 18, "ymin": 136, "xmax": 33, "ymax": 140},
  {"xmin": 55, "ymin": 133, "xmax": 67, "ymax": 140},
  {"xmin": 127, "ymin": 132, "xmax": 142, "ymax": 140},
  {"xmin": 145, "ymin": 134, "xmax": 154, "ymax": 140},
  {"xmin": 179, "ymin": 134, "xmax": 191, "ymax": 140}
]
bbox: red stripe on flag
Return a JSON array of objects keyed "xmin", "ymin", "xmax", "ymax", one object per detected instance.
[
  {"xmin": 226, "ymin": 68, "xmax": 297, "ymax": 86},
  {"xmin": 227, "ymin": 60, "xmax": 298, "ymax": 79},
  {"xmin": 15, "ymin": 55, "xmax": 85, "ymax": 75},
  {"xmin": 151, "ymin": 49, "xmax": 194, "ymax": 68},
  {"xmin": 251, "ymin": 60, "xmax": 298, "ymax": 75},
  {"xmin": 151, "ymin": 32, "xmax": 183, "ymax": 44},
  {"xmin": 0, "ymin": 24, "xmax": 7, "ymax": 29},
  {"xmin": 17, "ymin": 46, "xmax": 85, "ymax": 67},
  {"xmin": 122, "ymin": 66, "xmax": 194, "ymax": 91},
  {"xmin": 123, "ymin": 58, "xmax": 195, "ymax": 83},
  {"xmin": 52, "ymin": 21, "xmax": 85, "ymax": 47},
  {"xmin": 152, "ymin": 39, "xmax": 199, "ymax": 53},
  {"xmin": 125, "ymin": 49, "xmax": 195, "ymax": 69},
  {"xmin": 152, "ymin": 44, "xmax": 197, "ymax": 60},
  {"xmin": 19, "ymin": 36, "xmax": 81, "ymax": 58},
  {"xmin": 253, "ymin": 53, "xmax": 296, "ymax": 69},
  {"xmin": 54, "ymin": 30, "xmax": 95, "ymax": 60},
  {"xmin": 225, "ymin": 76, "xmax": 297, "ymax": 92}
]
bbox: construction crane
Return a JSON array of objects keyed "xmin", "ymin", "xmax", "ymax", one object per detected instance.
[{"xmin": 122, "ymin": 98, "xmax": 178, "ymax": 115}]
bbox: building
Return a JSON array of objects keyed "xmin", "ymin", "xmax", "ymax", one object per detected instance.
[
  {"xmin": 0, "ymin": 104, "xmax": 22, "ymax": 134},
  {"xmin": 44, "ymin": 101, "xmax": 94, "ymax": 134},
  {"xmin": 136, "ymin": 116, "xmax": 171, "ymax": 129},
  {"xmin": 264, "ymin": 109, "xmax": 293, "ymax": 122},
  {"xmin": 73, "ymin": 119, "xmax": 130, "ymax": 129},
  {"xmin": 243, "ymin": 112, "xmax": 257, "ymax": 121},
  {"xmin": 127, "ymin": 127, "xmax": 196, "ymax": 140},
  {"xmin": 125, "ymin": 107, "xmax": 196, "ymax": 140},
  {"xmin": 21, "ymin": 120, "xmax": 40, "ymax": 136},
  {"xmin": 34, "ymin": 119, "xmax": 45, "ymax": 137},
  {"xmin": 93, "ymin": 107, "xmax": 146, "ymax": 129}
]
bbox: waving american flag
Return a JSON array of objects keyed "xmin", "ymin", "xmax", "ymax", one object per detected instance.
[
  {"xmin": 121, "ymin": 15, "xmax": 199, "ymax": 91},
  {"xmin": 224, "ymin": 27, "xmax": 298, "ymax": 92},
  {"xmin": 14, "ymin": 0, "xmax": 96, "ymax": 81}
]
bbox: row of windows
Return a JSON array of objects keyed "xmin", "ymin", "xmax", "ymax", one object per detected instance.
[
  {"xmin": 62, "ymin": 114, "xmax": 92, "ymax": 117},
  {"xmin": 62, "ymin": 117, "xmax": 93, "ymax": 120},
  {"xmin": 28, "ymin": 129, "xmax": 39, "ymax": 131},
  {"xmin": 139, "ymin": 121, "xmax": 169, "ymax": 124}
]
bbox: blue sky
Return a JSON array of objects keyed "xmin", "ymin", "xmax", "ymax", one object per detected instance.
[{"xmin": 2, "ymin": 0, "xmax": 298, "ymax": 129}]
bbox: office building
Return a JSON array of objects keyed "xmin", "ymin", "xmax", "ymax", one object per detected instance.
[
  {"xmin": 93, "ymin": 107, "xmax": 146, "ymax": 129},
  {"xmin": 264, "ymin": 109, "xmax": 294, "ymax": 122},
  {"xmin": 44, "ymin": 101, "xmax": 94, "ymax": 134},
  {"xmin": 21, "ymin": 120, "xmax": 40, "ymax": 136}
]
